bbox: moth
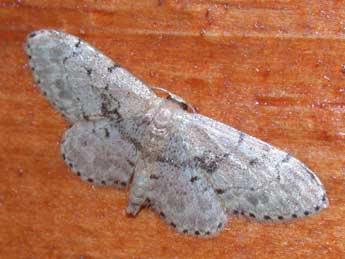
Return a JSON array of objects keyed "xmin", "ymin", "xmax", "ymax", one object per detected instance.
[{"xmin": 26, "ymin": 30, "xmax": 328, "ymax": 237}]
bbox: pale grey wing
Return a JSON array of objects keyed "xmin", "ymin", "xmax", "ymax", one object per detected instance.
[
  {"xmin": 26, "ymin": 30, "xmax": 157, "ymax": 123},
  {"xmin": 146, "ymin": 161, "xmax": 228, "ymax": 237},
  {"xmin": 61, "ymin": 120, "xmax": 139, "ymax": 188},
  {"xmin": 164, "ymin": 111, "xmax": 329, "ymax": 222}
]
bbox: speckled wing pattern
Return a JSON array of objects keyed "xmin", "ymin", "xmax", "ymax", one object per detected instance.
[{"xmin": 26, "ymin": 30, "xmax": 329, "ymax": 237}]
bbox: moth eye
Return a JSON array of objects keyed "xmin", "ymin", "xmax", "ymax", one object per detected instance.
[{"xmin": 153, "ymin": 108, "xmax": 172, "ymax": 129}]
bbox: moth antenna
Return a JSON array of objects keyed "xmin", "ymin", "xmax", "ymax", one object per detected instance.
[{"xmin": 151, "ymin": 86, "xmax": 197, "ymax": 113}]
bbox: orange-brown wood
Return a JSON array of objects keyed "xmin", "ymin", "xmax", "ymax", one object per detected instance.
[{"xmin": 1, "ymin": 1, "xmax": 344, "ymax": 258}]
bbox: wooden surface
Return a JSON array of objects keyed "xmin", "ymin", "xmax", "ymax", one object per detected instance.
[{"xmin": 1, "ymin": 1, "xmax": 344, "ymax": 258}]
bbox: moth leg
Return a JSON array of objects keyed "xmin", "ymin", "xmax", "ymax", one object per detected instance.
[{"xmin": 61, "ymin": 120, "xmax": 139, "ymax": 188}]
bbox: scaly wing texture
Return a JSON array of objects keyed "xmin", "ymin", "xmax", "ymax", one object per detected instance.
[
  {"xmin": 162, "ymin": 111, "xmax": 328, "ymax": 222},
  {"xmin": 145, "ymin": 160, "xmax": 228, "ymax": 237},
  {"xmin": 25, "ymin": 29, "xmax": 328, "ymax": 239},
  {"xmin": 26, "ymin": 29, "xmax": 157, "ymax": 123},
  {"xmin": 61, "ymin": 120, "xmax": 139, "ymax": 188}
]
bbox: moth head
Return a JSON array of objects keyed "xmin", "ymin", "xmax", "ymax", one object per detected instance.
[{"xmin": 153, "ymin": 106, "xmax": 173, "ymax": 130}]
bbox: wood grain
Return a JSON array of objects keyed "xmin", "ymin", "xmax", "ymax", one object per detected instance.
[{"xmin": 1, "ymin": 1, "xmax": 344, "ymax": 258}]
